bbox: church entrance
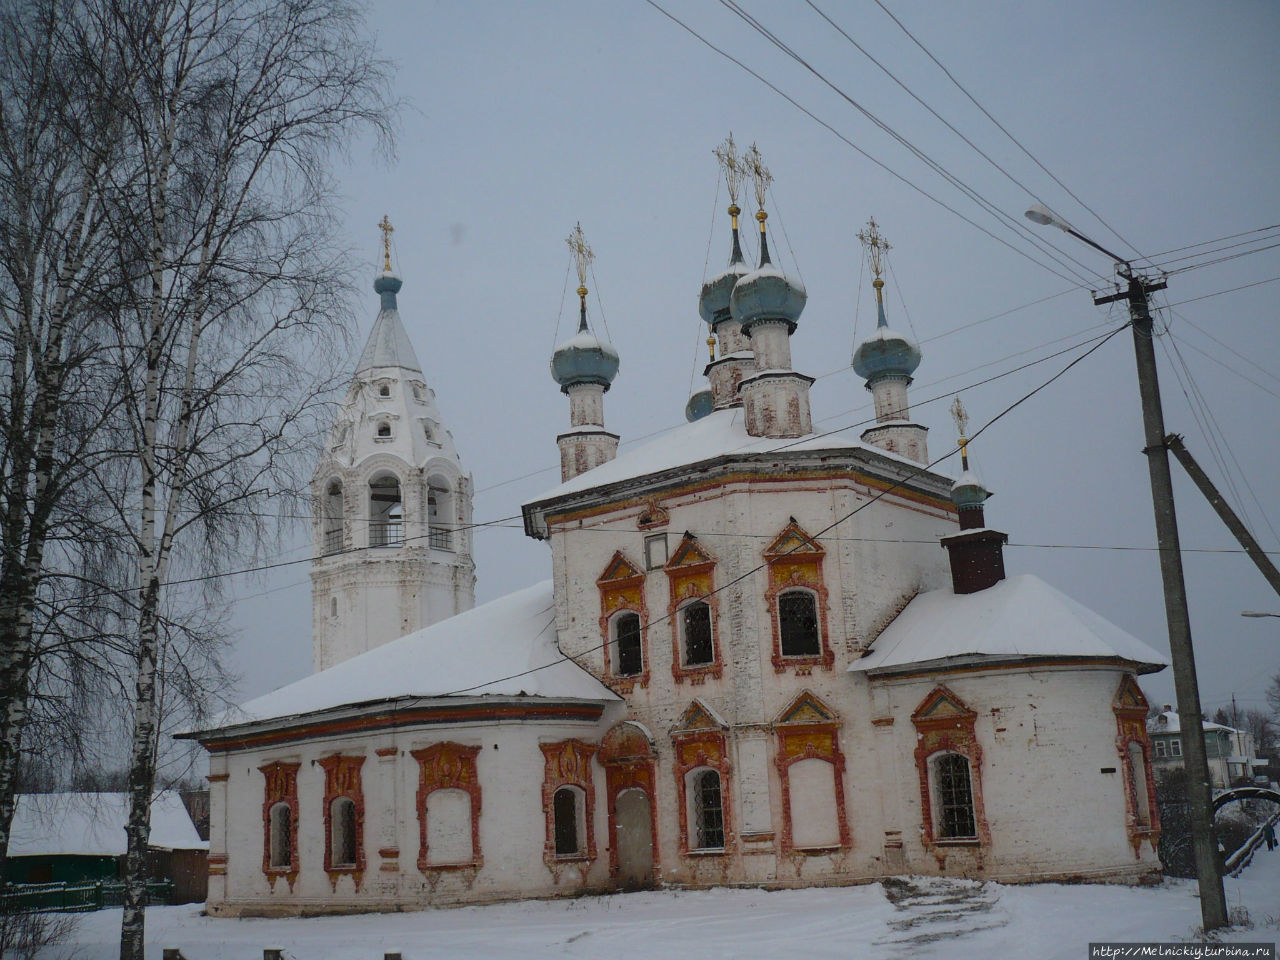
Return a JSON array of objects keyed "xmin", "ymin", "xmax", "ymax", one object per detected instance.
[{"xmin": 615, "ymin": 787, "xmax": 653, "ymax": 888}]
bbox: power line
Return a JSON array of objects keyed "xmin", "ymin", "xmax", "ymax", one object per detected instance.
[
  {"xmin": 641, "ymin": 0, "xmax": 1095, "ymax": 289},
  {"xmin": 1163, "ymin": 275, "xmax": 1280, "ymax": 308},
  {"xmin": 869, "ymin": 0, "xmax": 1144, "ymax": 261}
]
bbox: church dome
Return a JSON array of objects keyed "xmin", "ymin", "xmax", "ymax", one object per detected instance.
[
  {"xmin": 685, "ymin": 386, "xmax": 714, "ymax": 422},
  {"xmin": 951, "ymin": 469, "xmax": 990, "ymax": 509},
  {"xmin": 852, "ymin": 323, "xmax": 922, "ymax": 382},
  {"xmin": 698, "ymin": 259, "xmax": 751, "ymax": 326},
  {"xmin": 550, "ymin": 326, "xmax": 620, "ymax": 393},
  {"xmin": 729, "ymin": 264, "xmax": 807, "ymax": 335}
]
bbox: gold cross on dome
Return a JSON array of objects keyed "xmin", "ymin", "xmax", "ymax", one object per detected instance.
[
  {"xmin": 378, "ymin": 214, "xmax": 394, "ymax": 271},
  {"xmin": 857, "ymin": 217, "xmax": 891, "ymax": 281},
  {"xmin": 566, "ymin": 222, "xmax": 594, "ymax": 289},
  {"xmin": 714, "ymin": 132, "xmax": 746, "ymax": 206}
]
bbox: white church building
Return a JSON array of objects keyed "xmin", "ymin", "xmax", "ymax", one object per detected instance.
[{"xmin": 185, "ymin": 155, "xmax": 1168, "ymax": 916}]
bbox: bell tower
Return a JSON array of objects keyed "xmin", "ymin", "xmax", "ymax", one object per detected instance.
[{"xmin": 309, "ymin": 218, "xmax": 476, "ymax": 671}]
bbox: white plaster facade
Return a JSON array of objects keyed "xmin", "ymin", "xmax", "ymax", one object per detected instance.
[{"xmin": 189, "ymin": 219, "xmax": 1169, "ymax": 918}]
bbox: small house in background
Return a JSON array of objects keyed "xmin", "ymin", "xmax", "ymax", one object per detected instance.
[
  {"xmin": 1147, "ymin": 707, "xmax": 1264, "ymax": 788},
  {"xmin": 6, "ymin": 791, "xmax": 208, "ymax": 903}
]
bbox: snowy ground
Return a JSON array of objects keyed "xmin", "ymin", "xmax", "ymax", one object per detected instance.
[{"xmin": 44, "ymin": 854, "xmax": 1279, "ymax": 960}]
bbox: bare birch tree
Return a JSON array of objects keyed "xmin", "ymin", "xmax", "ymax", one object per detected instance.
[
  {"xmin": 0, "ymin": 0, "xmax": 139, "ymax": 879},
  {"xmin": 91, "ymin": 2, "xmax": 394, "ymax": 955}
]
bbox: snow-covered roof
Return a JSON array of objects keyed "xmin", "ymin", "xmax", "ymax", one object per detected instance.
[
  {"xmin": 1147, "ymin": 709, "xmax": 1239, "ymax": 736},
  {"xmin": 531, "ymin": 406, "xmax": 928, "ymax": 503},
  {"xmin": 8, "ymin": 791, "xmax": 206, "ymax": 857},
  {"xmin": 850, "ymin": 573, "xmax": 1168, "ymax": 675},
  {"xmin": 204, "ymin": 581, "xmax": 618, "ymax": 732}
]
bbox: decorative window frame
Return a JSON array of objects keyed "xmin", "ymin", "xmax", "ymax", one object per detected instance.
[
  {"xmin": 665, "ymin": 535, "xmax": 722, "ymax": 684},
  {"xmin": 672, "ymin": 700, "xmax": 733, "ymax": 856},
  {"xmin": 911, "ymin": 686, "xmax": 989, "ymax": 854},
  {"xmin": 599, "ymin": 722, "xmax": 660, "ymax": 882},
  {"xmin": 412, "ymin": 742, "xmax": 483, "ymax": 873},
  {"xmin": 763, "ymin": 521, "xmax": 834, "ymax": 674},
  {"xmin": 1113, "ymin": 674, "xmax": 1161, "ymax": 855},
  {"xmin": 318, "ymin": 754, "xmax": 366, "ymax": 890},
  {"xmin": 540, "ymin": 739, "xmax": 599, "ymax": 868},
  {"xmin": 259, "ymin": 760, "xmax": 300, "ymax": 890},
  {"xmin": 773, "ymin": 692, "xmax": 851, "ymax": 855},
  {"xmin": 597, "ymin": 551, "xmax": 650, "ymax": 693}
]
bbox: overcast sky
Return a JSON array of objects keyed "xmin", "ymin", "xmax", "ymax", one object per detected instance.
[{"xmin": 226, "ymin": 0, "xmax": 1280, "ymax": 724}]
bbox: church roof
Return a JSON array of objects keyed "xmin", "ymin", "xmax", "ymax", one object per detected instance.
[
  {"xmin": 354, "ymin": 272, "xmax": 422, "ymax": 376},
  {"xmin": 199, "ymin": 582, "xmax": 618, "ymax": 734},
  {"xmin": 850, "ymin": 573, "xmax": 1167, "ymax": 676},
  {"xmin": 531, "ymin": 406, "xmax": 929, "ymax": 503}
]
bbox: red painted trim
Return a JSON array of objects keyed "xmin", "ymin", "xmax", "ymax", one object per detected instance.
[
  {"xmin": 910, "ymin": 686, "xmax": 990, "ymax": 856},
  {"xmin": 540, "ymin": 739, "xmax": 599, "ymax": 867},
  {"xmin": 318, "ymin": 754, "xmax": 367, "ymax": 891},
  {"xmin": 597, "ymin": 551, "xmax": 651, "ymax": 692},
  {"xmin": 672, "ymin": 725, "xmax": 733, "ymax": 857},
  {"xmin": 665, "ymin": 536, "xmax": 723, "ymax": 684},
  {"xmin": 411, "ymin": 742, "xmax": 483, "ymax": 873},
  {"xmin": 774, "ymin": 694, "xmax": 851, "ymax": 854},
  {"xmin": 1113, "ymin": 674, "xmax": 1162, "ymax": 855},
  {"xmin": 203, "ymin": 701, "xmax": 604, "ymax": 752},
  {"xmin": 259, "ymin": 761, "xmax": 300, "ymax": 891},
  {"xmin": 763, "ymin": 522, "xmax": 835, "ymax": 674},
  {"xmin": 599, "ymin": 722, "xmax": 659, "ymax": 881}
]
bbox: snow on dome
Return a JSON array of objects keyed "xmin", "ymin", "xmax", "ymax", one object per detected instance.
[
  {"xmin": 850, "ymin": 573, "xmax": 1168, "ymax": 675},
  {"xmin": 355, "ymin": 271, "xmax": 422, "ymax": 377},
  {"xmin": 952, "ymin": 469, "xmax": 989, "ymax": 508},
  {"xmin": 699, "ymin": 259, "xmax": 751, "ymax": 326},
  {"xmin": 550, "ymin": 328, "xmax": 620, "ymax": 392},
  {"xmin": 729, "ymin": 263, "xmax": 807, "ymax": 334},
  {"xmin": 685, "ymin": 386, "xmax": 714, "ymax": 422},
  {"xmin": 8, "ymin": 792, "xmax": 205, "ymax": 857},
  {"xmin": 851, "ymin": 323, "xmax": 921, "ymax": 382},
  {"xmin": 203, "ymin": 582, "xmax": 618, "ymax": 732}
]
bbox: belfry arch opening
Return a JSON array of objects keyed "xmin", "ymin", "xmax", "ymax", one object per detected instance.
[
  {"xmin": 369, "ymin": 474, "xmax": 403, "ymax": 547},
  {"xmin": 323, "ymin": 480, "xmax": 344, "ymax": 555}
]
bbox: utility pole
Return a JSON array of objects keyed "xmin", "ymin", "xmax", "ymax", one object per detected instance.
[{"xmin": 1093, "ymin": 271, "xmax": 1229, "ymax": 931}]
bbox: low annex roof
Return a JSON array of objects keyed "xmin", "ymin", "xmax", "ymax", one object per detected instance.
[
  {"xmin": 850, "ymin": 573, "xmax": 1168, "ymax": 675},
  {"xmin": 205, "ymin": 581, "xmax": 618, "ymax": 732},
  {"xmin": 530, "ymin": 406, "xmax": 932, "ymax": 502},
  {"xmin": 1147, "ymin": 709, "xmax": 1238, "ymax": 736},
  {"xmin": 9, "ymin": 792, "xmax": 206, "ymax": 857}
]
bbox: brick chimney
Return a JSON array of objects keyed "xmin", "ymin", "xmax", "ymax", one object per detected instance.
[{"xmin": 940, "ymin": 438, "xmax": 1007, "ymax": 594}]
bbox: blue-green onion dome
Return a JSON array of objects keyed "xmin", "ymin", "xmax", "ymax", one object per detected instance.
[
  {"xmin": 550, "ymin": 325, "xmax": 620, "ymax": 393},
  {"xmin": 373, "ymin": 271, "xmax": 402, "ymax": 310},
  {"xmin": 699, "ymin": 260, "xmax": 751, "ymax": 326},
  {"xmin": 685, "ymin": 386, "xmax": 714, "ymax": 422},
  {"xmin": 852, "ymin": 284, "xmax": 922, "ymax": 381},
  {"xmin": 952, "ymin": 470, "xmax": 990, "ymax": 509},
  {"xmin": 729, "ymin": 264, "xmax": 807, "ymax": 335}
]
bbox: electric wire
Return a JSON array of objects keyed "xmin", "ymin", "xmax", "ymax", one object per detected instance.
[
  {"xmin": 642, "ymin": 0, "xmax": 1094, "ymax": 289},
  {"xmin": 717, "ymin": 0, "xmax": 1107, "ymax": 289},
  {"xmin": 1163, "ymin": 275, "xmax": 1280, "ymax": 308},
  {"xmin": 1162, "ymin": 240, "xmax": 1280, "ymax": 278},
  {"xmin": 1146, "ymin": 232, "xmax": 1280, "ymax": 272},
  {"xmin": 869, "ymin": 0, "xmax": 1144, "ymax": 261},
  {"xmin": 1139, "ymin": 223, "xmax": 1280, "ymax": 263}
]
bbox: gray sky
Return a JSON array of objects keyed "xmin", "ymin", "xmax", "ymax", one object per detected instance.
[{"xmin": 227, "ymin": 0, "xmax": 1280, "ymax": 724}]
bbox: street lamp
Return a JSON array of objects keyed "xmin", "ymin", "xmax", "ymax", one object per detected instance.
[
  {"xmin": 1025, "ymin": 205, "xmax": 1228, "ymax": 931},
  {"xmin": 1241, "ymin": 610, "xmax": 1280, "ymax": 618}
]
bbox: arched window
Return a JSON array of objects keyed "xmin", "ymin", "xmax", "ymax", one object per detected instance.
[
  {"xmin": 329, "ymin": 596, "xmax": 338, "ymax": 618},
  {"xmin": 681, "ymin": 601, "xmax": 713, "ymax": 666},
  {"xmin": 323, "ymin": 481, "xmax": 344, "ymax": 555},
  {"xmin": 552, "ymin": 786, "xmax": 585, "ymax": 857},
  {"xmin": 778, "ymin": 590, "xmax": 820, "ymax": 657},
  {"xmin": 612, "ymin": 612, "xmax": 642, "ymax": 677},
  {"xmin": 933, "ymin": 753, "xmax": 976, "ymax": 840},
  {"xmin": 1126, "ymin": 742, "xmax": 1151, "ymax": 827},
  {"xmin": 369, "ymin": 475, "xmax": 403, "ymax": 547},
  {"xmin": 378, "ymin": 383, "xmax": 390, "ymax": 398},
  {"xmin": 268, "ymin": 802, "xmax": 293, "ymax": 869},
  {"xmin": 428, "ymin": 483, "xmax": 452, "ymax": 550},
  {"xmin": 376, "ymin": 421, "xmax": 391, "ymax": 438},
  {"xmin": 689, "ymin": 769, "xmax": 724, "ymax": 850},
  {"xmin": 330, "ymin": 797, "xmax": 357, "ymax": 867}
]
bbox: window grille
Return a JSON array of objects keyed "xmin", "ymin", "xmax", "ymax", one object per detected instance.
[
  {"xmin": 683, "ymin": 602, "xmax": 713, "ymax": 665},
  {"xmin": 692, "ymin": 770, "xmax": 724, "ymax": 849},
  {"xmin": 779, "ymin": 591, "xmax": 820, "ymax": 656},
  {"xmin": 934, "ymin": 753, "xmax": 977, "ymax": 840},
  {"xmin": 614, "ymin": 613, "xmax": 642, "ymax": 676}
]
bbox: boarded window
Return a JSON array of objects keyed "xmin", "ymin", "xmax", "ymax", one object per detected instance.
[
  {"xmin": 614, "ymin": 612, "xmax": 642, "ymax": 676},
  {"xmin": 682, "ymin": 602, "xmax": 713, "ymax": 665},
  {"xmin": 330, "ymin": 797, "xmax": 357, "ymax": 867},
  {"xmin": 425, "ymin": 788, "xmax": 473, "ymax": 864},
  {"xmin": 691, "ymin": 769, "xmax": 724, "ymax": 849},
  {"xmin": 934, "ymin": 753, "xmax": 976, "ymax": 840},
  {"xmin": 268, "ymin": 803, "xmax": 292, "ymax": 868},
  {"xmin": 553, "ymin": 787, "xmax": 581, "ymax": 856},
  {"xmin": 779, "ymin": 590, "xmax": 820, "ymax": 656},
  {"xmin": 787, "ymin": 757, "xmax": 840, "ymax": 849}
]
